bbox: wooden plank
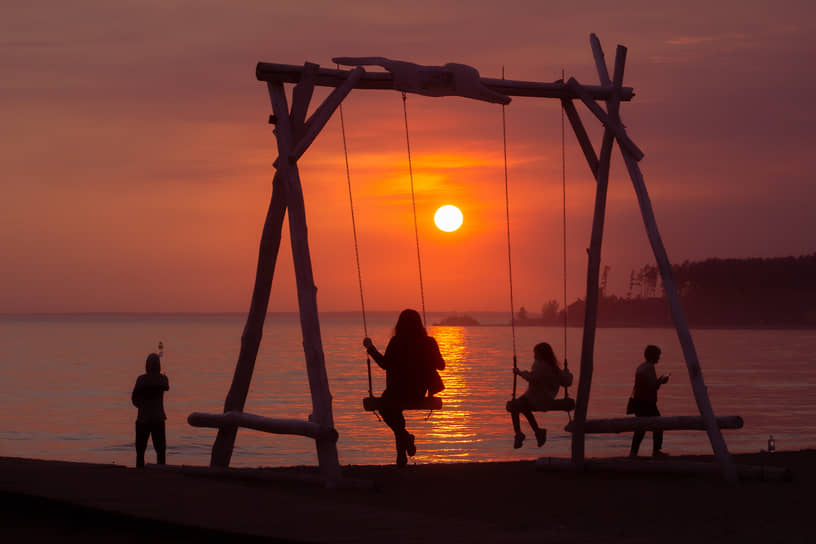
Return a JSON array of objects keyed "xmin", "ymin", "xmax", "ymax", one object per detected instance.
[
  {"xmin": 210, "ymin": 169, "xmax": 288, "ymax": 468},
  {"xmin": 567, "ymin": 77, "xmax": 644, "ymax": 161},
  {"xmin": 564, "ymin": 415, "xmax": 743, "ymax": 433},
  {"xmin": 256, "ymin": 61, "xmax": 635, "ymax": 102},
  {"xmin": 267, "ymin": 82, "xmax": 341, "ymax": 483},
  {"xmin": 189, "ymin": 411, "xmax": 338, "ymax": 441}
]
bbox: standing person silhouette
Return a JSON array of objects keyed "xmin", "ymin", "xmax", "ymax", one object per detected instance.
[
  {"xmin": 131, "ymin": 352, "xmax": 170, "ymax": 468},
  {"xmin": 363, "ymin": 309, "xmax": 445, "ymax": 467},
  {"xmin": 629, "ymin": 344, "xmax": 670, "ymax": 458},
  {"xmin": 507, "ymin": 342, "xmax": 573, "ymax": 449}
]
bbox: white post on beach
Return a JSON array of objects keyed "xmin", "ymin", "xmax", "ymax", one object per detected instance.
[{"xmin": 570, "ymin": 38, "xmax": 623, "ymax": 468}]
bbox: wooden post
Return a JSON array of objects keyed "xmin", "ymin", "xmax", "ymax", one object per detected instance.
[
  {"xmin": 211, "ymin": 171, "xmax": 287, "ymax": 467},
  {"xmin": 267, "ymin": 82, "xmax": 341, "ymax": 482},
  {"xmin": 570, "ymin": 41, "xmax": 626, "ymax": 468},
  {"xmin": 617, "ymin": 146, "xmax": 738, "ymax": 483}
]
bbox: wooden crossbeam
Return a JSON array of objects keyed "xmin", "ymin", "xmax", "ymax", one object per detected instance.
[
  {"xmin": 189, "ymin": 411, "xmax": 339, "ymax": 441},
  {"xmin": 564, "ymin": 415, "xmax": 743, "ymax": 434},
  {"xmin": 256, "ymin": 62, "xmax": 635, "ymax": 102}
]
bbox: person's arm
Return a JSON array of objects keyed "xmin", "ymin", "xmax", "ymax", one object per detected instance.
[
  {"xmin": 657, "ymin": 372, "xmax": 669, "ymax": 388},
  {"xmin": 514, "ymin": 367, "xmax": 533, "ymax": 382},
  {"xmin": 161, "ymin": 374, "xmax": 169, "ymax": 392},
  {"xmin": 131, "ymin": 376, "xmax": 143, "ymax": 407},
  {"xmin": 427, "ymin": 337, "xmax": 445, "ymax": 370},
  {"xmin": 364, "ymin": 337, "xmax": 387, "ymax": 369},
  {"xmin": 559, "ymin": 367, "xmax": 574, "ymax": 387}
]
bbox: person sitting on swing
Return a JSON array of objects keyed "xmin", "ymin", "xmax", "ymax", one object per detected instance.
[
  {"xmin": 363, "ymin": 309, "xmax": 445, "ymax": 467},
  {"xmin": 507, "ymin": 342, "xmax": 573, "ymax": 449}
]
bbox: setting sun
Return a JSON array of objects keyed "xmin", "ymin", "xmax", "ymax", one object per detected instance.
[{"xmin": 434, "ymin": 205, "xmax": 464, "ymax": 232}]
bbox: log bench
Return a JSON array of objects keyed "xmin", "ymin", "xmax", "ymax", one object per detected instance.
[
  {"xmin": 563, "ymin": 415, "xmax": 743, "ymax": 434},
  {"xmin": 188, "ymin": 411, "xmax": 339, "ymax": 442}
]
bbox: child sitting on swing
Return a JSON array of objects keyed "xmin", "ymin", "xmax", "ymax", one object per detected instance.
[{"xmin": 507, "ymin": 342, "xmax": 573, "ymax": 449}]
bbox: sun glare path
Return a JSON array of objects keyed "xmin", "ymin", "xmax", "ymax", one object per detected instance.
[{"xmin": 434, "ymin": 205, "xmax": 463, "ymax": 232}]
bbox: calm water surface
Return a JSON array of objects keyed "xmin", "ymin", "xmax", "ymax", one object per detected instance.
[{"xmin": 0, "ymin": 313, "xmax": 813, "ymax": 468}]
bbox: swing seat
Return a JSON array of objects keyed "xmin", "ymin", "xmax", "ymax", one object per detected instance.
[
  {"xmin": 363, "ymin": 395, "xmax": 443, "ymax": 412},
  {"xmin": 506, "ymin": 397, "xmax": 575, "ymax": 413}
]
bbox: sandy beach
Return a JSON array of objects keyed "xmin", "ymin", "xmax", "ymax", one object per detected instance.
[{"xmin": 0, "ymin": 450, "xmax": 811, "ymax": 543}]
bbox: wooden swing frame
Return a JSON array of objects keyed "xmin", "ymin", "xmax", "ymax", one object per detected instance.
[{"xmin": 188, "ymin": 34, "xmax": 740, "ymax": 484}]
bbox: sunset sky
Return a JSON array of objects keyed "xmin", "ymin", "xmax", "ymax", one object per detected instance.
[{"xmin": 2, "ymin": 1, "xmax": 814, "ymax": 314}]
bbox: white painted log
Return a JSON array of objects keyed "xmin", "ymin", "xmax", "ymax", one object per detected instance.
[
  {"xmin": 267, "ymin": 82, "xmax": 341, "ymax": 482},
  {"xmin": 333, "ymin": 57, "xmax": 511, "ymax": 104},
  {"xmin": 564, "ymin": 415, "xmax": 743, "ymax": 433},
  {"xmin": 570, "ymin": 41, "xmax": 625, "ymax": 468},
  {"xmin": 189, "ymin": 411, "xmax": 338, "ymax": 441},
  {"xmin": 255, "ymin": 62, "xmax": 635, "ymax": 102},
  {"xmin": 536, "ymin": 457, "xmax": 791, "ymax": 482}
]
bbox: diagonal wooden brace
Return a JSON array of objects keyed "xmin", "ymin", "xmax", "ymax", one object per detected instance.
[
  {"xmin": 567, "ymin": 77, "xmax": 644, "ymax": 161},
  {"xmin": 272, "ymin": 66, "xmax": 365, "ymax": 168}
]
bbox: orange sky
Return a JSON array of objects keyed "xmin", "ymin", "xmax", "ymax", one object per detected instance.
[{"xmin": 2, "ymin": 2, "xmax": 815, "ymax": 314}]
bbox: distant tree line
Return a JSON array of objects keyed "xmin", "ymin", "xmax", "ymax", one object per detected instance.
[{"xmin": 518, "ymin": 254, "xmax": 816, "ymax": 328}]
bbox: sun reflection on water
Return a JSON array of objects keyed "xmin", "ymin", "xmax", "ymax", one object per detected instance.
[{"xmin": 424, "ymin": 326, "xmax": 482, "ymax": 462}]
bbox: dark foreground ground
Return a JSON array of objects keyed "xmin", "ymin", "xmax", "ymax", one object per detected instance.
[{"xmin": 0, "ymin": 450, "xmax": 811, "ymax": 543}]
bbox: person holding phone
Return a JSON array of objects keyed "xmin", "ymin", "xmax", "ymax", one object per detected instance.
[{"xmin": 629, "ymin": 344, "xmax": 669, "ymax": 458}]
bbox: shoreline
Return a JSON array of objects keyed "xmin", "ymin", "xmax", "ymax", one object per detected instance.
[{"xmin": 2, "ymin": 451, "xmax": 811, "ymax": 543}]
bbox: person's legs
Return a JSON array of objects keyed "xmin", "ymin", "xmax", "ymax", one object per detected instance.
[
  {"xmin": 379, "ymin": 402, "xmax": 409, "ymax": 466},
  {"xmin": 652, "ymin": 406, "xmax": 664, "ymax": 456},
  {"xmin": 507, "ymin": 398, "xmax": 526, "ymax": 448},
  {"xmin": 152, "ymin": 422, "xmax": 167, "ymax": 465},
  {"xmin": 520, "ymin": 410, "xmax": 547, "ymax": 446},
  {"xmin": 631, "ymin": 401, "xmax": 660, "ymax": 458},
  {"xmin": 507, "ymin": 400, "xmax": 522, "ymax": 434},
  {"xmin": 630, "ymin": 430, "xmax": 645, "ymax": 457},
  {"xmin": 135, "ymin": 422, "xmax": 149, "ymax": 468},
  {"xmin": 652, "ymin": 430, "xmax": 664, "ymax": 455}
]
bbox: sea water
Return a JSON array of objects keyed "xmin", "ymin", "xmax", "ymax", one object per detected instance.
[{"xmin": 0, "ymin": 312, "xmax": 813, "ymax": 468}]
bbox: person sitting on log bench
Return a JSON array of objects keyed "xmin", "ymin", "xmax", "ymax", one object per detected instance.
[
  {"xmin": 628, "ymin": 344, "xmax": 670, "ymax": 458},
  {"xmin": 507, "ymin": 342, "xmax": 573, "ymax": 449},
  {"xmin": 363, "ymin": 309, "xmax": 445, "ymax": 467}
]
